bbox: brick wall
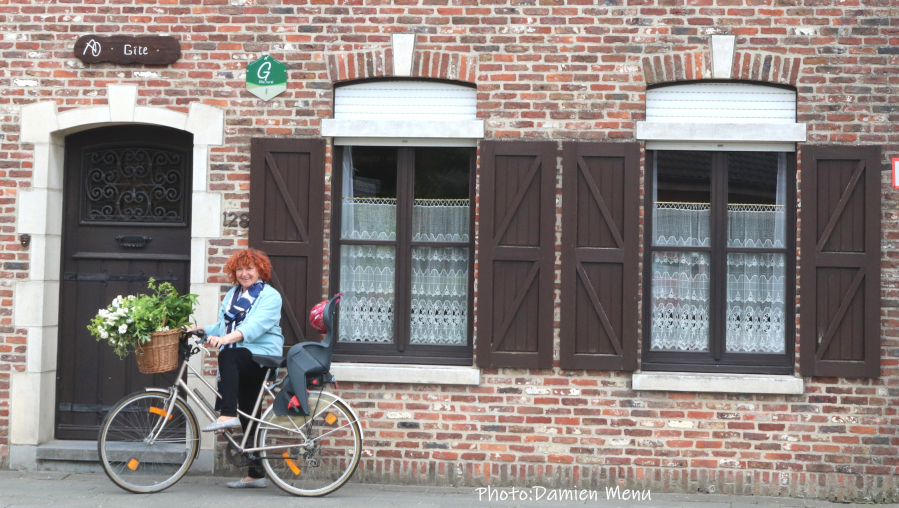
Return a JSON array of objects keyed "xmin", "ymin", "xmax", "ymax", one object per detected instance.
[{"xmin": 2, "ymin": 0, "xmax": 899, "ymax": 500}]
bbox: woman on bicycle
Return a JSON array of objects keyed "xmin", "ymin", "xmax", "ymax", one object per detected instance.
[{"xmin": 188, "ymin": 247, "xmax": 284, "ymax": 488}]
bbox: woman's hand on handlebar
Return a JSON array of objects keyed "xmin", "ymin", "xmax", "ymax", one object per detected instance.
[{"xmin": 206, "ymin": 331, "xmax": 243, "ymax": 349}]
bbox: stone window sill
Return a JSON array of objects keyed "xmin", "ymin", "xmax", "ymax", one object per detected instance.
[
  {"xmin": 632, "ymin": 371, "xmax": 804, "ymax": 395},
  {"xmin": 330, "ymin": 362, "xmax": 480, "ymax": 386}
]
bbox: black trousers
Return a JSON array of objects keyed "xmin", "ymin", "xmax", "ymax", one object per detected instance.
[{"xmin": 218, "ymin": 347, "xmax": 268, "ymax": 479}]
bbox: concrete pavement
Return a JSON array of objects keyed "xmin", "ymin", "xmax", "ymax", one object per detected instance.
[{"xmin": 0, "ymin": 470, "xmax": 895, "ymax": 508}]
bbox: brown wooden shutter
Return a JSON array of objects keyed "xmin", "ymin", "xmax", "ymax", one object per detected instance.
[
  {"xmin": 249, "ymin": 138, "xmax": 325, "ymax": 351},
  {"xmin": 800, "ymin": 145, "xmax": 881, "ymax": 378},
  {"xmin": 477, "ymin": 141, "xmax": 556, "ymax": 369},
  {"xmin": 560, "ymin": 142, "xmax": 639, "ymax": 371}
]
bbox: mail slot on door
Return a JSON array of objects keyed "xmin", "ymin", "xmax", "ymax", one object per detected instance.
[{"xmin": 116, "ymin": 236, "xmax": 153, "ymax": 248}]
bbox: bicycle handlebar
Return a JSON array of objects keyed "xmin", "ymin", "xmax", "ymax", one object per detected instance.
[{"xmin": 182, "ymin": 328, "xmax": 207, "ymax": 344}]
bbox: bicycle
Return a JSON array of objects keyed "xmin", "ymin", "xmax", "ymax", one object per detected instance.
[{"xmin": 96, "ymin": 294, "xmax": 362, "ymax": 496}]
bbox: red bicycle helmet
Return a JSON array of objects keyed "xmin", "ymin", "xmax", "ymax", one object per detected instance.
[{"xmin": 309, "ymin": 299, "xmax": 328, "ymax": 334}]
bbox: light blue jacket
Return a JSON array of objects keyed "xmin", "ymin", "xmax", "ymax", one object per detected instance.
[{"xmin": 205, "ymin": 284, "xmax": 285, "ymax": 357}]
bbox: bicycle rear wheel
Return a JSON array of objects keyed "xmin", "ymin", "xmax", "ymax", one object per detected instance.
[
  {"xmin": 98, "ymin": 391, "xmax": 199, "ymax": 493},
  {"xmin": 257, "ymin": 394, "xmax": 362, "ymax": 497}
]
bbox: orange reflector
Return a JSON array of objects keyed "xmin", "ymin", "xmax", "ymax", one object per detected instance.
[
  {"xmin": 283, "ymin": 453, "xmax": 300, "ymax": 475},
  {"xmin": 127, "ymin": 458, "xmax": 140, "ymax": 471},
  {"xmin": 149, "ymin": 407, "xmax": 173, "ymax": 420},
  {"xmin": 324, "ymin": 413, "xmax": 337, "ymax": 425}
]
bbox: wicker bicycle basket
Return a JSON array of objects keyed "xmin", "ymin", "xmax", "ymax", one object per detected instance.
[{"xmin": 135, "ymin": 328, "xmax": 181, "ymax": 374}]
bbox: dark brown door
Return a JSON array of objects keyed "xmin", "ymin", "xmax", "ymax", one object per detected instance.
[{"xmin": 56, "ymin": 125, "xmax": 192, "ymax": 440}]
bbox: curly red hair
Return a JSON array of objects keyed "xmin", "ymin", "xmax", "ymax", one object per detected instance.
[{"xmin": 224, "ymin": 248, "xmax": 273, "ymax": 285}]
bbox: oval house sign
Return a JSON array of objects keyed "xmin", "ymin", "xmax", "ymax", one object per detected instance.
[{"xmin": 74, "ymin": 35, "xmax": 181, "ymax": 65}]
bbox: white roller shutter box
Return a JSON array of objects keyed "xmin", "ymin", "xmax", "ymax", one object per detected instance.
[
  {"xmin": 334, "ymin": 81, "xmax": 476, "ymax": 121},
  {"xmin": 322, "ymin": 80, "xmax": 483, "ymax": 141},
  {"xmin": 646, "ymin": 82, "xmax": 797, "ymax": 124},
  {"xmin": 636, "ymin": 82, "xmax": 805, "ymax": 148}
]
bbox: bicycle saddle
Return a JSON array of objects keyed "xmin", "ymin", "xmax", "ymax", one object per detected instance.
[
  {"xmin": 273, "ymin": 294, "xmax": 341, "ymax": 417},
  {"xmin": 252, "ymin": 354, "xmax": 286, "ymax": 369}
]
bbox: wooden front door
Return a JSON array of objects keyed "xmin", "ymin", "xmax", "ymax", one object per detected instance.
[{"xmin": 56, "ymin": 125, "xmax": 192, "ymax": 440}]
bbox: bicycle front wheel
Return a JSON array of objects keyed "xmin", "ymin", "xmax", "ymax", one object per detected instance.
[
  {"xmin": 98, "ymin": 391, "xmax": 199, "ymax": 493},
  {"xmin": 258, "ymin": 394, "xmax": 362, "ymax": 497}
]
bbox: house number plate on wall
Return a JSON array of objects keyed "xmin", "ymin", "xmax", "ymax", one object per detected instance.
[
  {"xmin": 74, "ymin": 35, "xmax": 181, "ymax": 65},
  {"xmin": 223, "ymin": 212, "xmax": 249, "ymax": 228}
]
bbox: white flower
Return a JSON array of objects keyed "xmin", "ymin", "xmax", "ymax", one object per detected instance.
[
  {"xmin": 100, "ymin": 331, "xmax": 109, "ymax": 339},
  {"xmin": 118, "ymin": 324, "xmax": 128, "ymax": 334}
]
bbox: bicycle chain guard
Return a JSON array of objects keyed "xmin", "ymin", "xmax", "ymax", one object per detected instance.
[{"xmin": 225, "ymin": 441, "xmax": 254, "ymax": 468}]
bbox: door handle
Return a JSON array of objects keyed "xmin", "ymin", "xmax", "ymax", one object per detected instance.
[{"xmin": 116, "ymin": 235, "xmax": 153, "ymax": 248}]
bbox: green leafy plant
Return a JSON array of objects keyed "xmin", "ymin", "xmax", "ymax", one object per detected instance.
[
  {"xmin": 87, "ymin": 279, "xmax": 198, "ymax": 358},
  {"xmin": 150, "ymin": 278, "xmax": 199, "ymax": 329}
]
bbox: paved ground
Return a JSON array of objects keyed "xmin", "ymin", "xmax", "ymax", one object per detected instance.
[{"xmin": 0, "ymin": 470, "xmax": 895, "ymax": 508}]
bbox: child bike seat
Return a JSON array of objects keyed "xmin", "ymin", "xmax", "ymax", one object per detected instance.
[{"xmin": 273, "ymin": 294, "xmax": 340, "ymax": 416}]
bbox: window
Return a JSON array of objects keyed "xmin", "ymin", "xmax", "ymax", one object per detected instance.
[
  {"xmin": 642, "ymin": 150, "xmax": 796, "ymax": 374},
  {"xmin": 331, "ymin": 145, "xmax": 474, "ymax": 365}
]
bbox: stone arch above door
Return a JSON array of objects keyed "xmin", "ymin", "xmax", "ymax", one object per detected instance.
[{"xmin": 9, "ymin": 84, "xmax": 224, "ymax": 468}]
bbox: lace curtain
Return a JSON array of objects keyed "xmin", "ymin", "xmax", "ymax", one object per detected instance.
[
  {"xmin": 728, "ymin": 204, "xmax": 785, "ymax": 248},
  {"xmin": 338, "ymin": 147, "xmax": 470, "ymax": 345},
  {"xmin": 726, "ymin": 253, "xmax": 785, "ymax": 353},
  {"xmin": 341, "ymin": 198, "xmax": 397, "ymax": 241},
  {"xmin": 339, "ymin": 245, "xmax": 395, "ymax": 343},
  {"xmin": 654, "ymin": 203, "xmax": 710, "ymax": 247},
  {"xmin": 650, "ymin": 153, "xmax": 787, "ymax": 353},
  {"xmin": 409, "ymin": 202, "xmax": 469, "ymax": 345},
  {"xmin": 413, "ymin": 199, "xmax": 469, "ymax": 242},
  {"xmin": 341, "ymin": 198, "xmax": 469, "ymax": 242},
  {"xmin": 410, "ymin": 247, "xmax": 468, "ymax": 345},
  {"xmin": 650, "ymin": 251, "xmax": 710, "ymax": 351}
]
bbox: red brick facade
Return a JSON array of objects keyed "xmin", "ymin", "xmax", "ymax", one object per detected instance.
[{"xmin": 2, "ymin": 1, "xmax": 898, "ymax": 502}]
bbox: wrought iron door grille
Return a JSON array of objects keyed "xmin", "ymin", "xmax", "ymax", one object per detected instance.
[{"xmin": 82, "ymin": 148, "xmax": 186, "ymax": 223}]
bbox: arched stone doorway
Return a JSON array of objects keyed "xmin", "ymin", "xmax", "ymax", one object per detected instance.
[{"xmin": 10, "ymin": 84, "xmax": 224, "ymax": 470}]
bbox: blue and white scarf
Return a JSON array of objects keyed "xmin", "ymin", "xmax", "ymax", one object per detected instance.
[{"xmin": 221, "ymin": 280, "xmax": 265, "ymax": 350}]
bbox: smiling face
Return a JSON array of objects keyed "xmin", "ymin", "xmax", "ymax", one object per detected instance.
[{"xmin": 235, "ymin": 265, "xmax": 260, "ymax": 291}]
